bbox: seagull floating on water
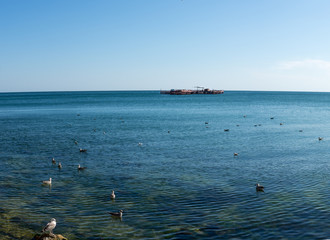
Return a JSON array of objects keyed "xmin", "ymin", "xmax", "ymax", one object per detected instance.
[
  {"xmin": 109, "ymin": 210, "xmax": 123, "ymax": 218},
  {"xmin": 42, "ymin": 218, "xmax": 56, "ymax": 235},
  {"xmin": 42, "ymin": 178, "xmax": 52, "ymax": 185},
  {"xmin": 78, "ymin": 164, "xmax": 87, "ymax": 170},
  {"xmin": 52, "ymin": 158, "xmax": 56, "ymax": 164},
  {"xmin": 255, "ymin": 183, "xmax": 264, "ymax": 192},
  {"xmin": 138, "ymin": 142, "xmax": 143, "ymax": 146},
  {"xmin": 110, "ymin": 190, "xmax": 116, "ymax": 200},
  {"xmin": 58, "ymin": 162, "xmax": 62, "ymax": 169}
]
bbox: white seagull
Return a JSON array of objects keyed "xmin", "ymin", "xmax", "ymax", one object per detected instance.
[
  {"xmin": 42, "ymin": 178, "xmax": 52, "ymax": 185},
  {"xmin": 42, "ymin": 218, "xmax": 56, "ymax": 235},
  {"xmin": 110, "ymin": 190, "xmax": 116, "ymax": 200}
]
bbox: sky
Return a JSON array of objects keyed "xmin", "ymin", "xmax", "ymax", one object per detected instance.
[{"xmin": 1, "ymin": 0, "xmax": 330, "ymax": 92}]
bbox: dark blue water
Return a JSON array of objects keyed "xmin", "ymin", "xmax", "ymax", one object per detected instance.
[{"xmin": 0, "ymin": 91, "xmax": 329, "ymax": 239}]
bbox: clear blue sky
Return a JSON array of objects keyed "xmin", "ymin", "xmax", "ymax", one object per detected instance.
[{"xmin": 1, "ymin": 0, "xmax": 330, "ymax": 92}]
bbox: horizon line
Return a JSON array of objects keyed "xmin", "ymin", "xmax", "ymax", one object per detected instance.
[{"xmin": 2, "ymin": 89, "xmax": 330, "ymax": 94}]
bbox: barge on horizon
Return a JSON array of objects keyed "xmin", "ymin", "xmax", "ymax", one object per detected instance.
[{"xmin": 160, "ymin": 87, "xmax": 224, "ymax": 95}]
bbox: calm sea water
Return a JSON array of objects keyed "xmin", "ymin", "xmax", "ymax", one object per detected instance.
[{"xmin": 0, "ymin": 91, "xmax": 329, "ymax": 239}]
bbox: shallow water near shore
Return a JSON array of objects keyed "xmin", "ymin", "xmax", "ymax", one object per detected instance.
[{"xmin": 0, "ymin": 91, "xmax": 329, "ymax": 239}]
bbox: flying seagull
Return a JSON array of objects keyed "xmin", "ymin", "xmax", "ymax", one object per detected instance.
[{"xmin": 42, "ymin": 218, "xmax": 56, "ymax": 235}]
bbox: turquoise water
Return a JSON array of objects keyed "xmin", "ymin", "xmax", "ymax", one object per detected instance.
[{"xmin": 0, "ymin": 91, "xmax": 329, "ymax": 239}]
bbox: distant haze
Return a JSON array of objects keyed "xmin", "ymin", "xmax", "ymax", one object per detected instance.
[{"xmin": 1, "ymin": 0, "xmax": 330, "ymax": 92}]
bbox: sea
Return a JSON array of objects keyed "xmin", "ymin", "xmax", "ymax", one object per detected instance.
[{"xmin": 0, "ymin": 91, "xmax": 329, "ymax": 240}]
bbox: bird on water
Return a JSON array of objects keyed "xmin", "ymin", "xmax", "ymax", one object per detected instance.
[
  {"xmin": 109, "ymin": 210, "xmax": 123, "ymax": 218},
  {"xmin": 42, "ymin": 178, "xmax": 52, "ymax": 185},
  {"xmin": 42, "ymin": 218, "xmax": 56, "ymax": 235},
  {"xmin": 52, "ymin": 158, "xmax": 56, "ymax": 164},
  {"xmin": 255, "ymin": 183, "xmax": 264, "ymax": 192},
  {"xmin": 58, "ymin": 162, "xmax": 62, "ymax": 169},
  {"xmin": 110, "ymin": 190, "xmax": 116, "ymax": 200},
  {"xmin": 78, "ymin": 164, "xmax": 87, "ymax": 170}
]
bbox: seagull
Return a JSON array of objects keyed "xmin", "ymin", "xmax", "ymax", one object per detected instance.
[
  {"xmin": 256, "ymin": 183, "xmax": 264, "ymax": 192},
  {"xmin": 318, "ymin": 137, "xmax": 323, "ymax": 141},
  {"xmin": 78, "ymin": 164, "xmax": 87, "ymax": 170},
  {"xmin": 110, "ymin": 190, "xmax": 116, "ymax": 200},
  {"xmin": 138, "ymin": 142, "xmax": 143, "ymax": 146},
  {"xmin": 58, "ymin": 162, "xmax": 62, "ymax": 169},
  {"xmin": 42, "ymin": 178, "xmax": 52, "ymax": 185},
  {"xmin": 109, "ymin": 210, "xmax": 123, "ymax": 218},
  {"xmin": 52, "ymin": 158, "xmax": 56, "ymax": 164},
  {"xmin": 42, "ymin": 218, "xmax": 56, "ymax": 235}
]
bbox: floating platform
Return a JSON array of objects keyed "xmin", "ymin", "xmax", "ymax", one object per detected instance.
[{"xmin": 160, "ymin": 88, "xmax": 224, "ymax": 95}]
